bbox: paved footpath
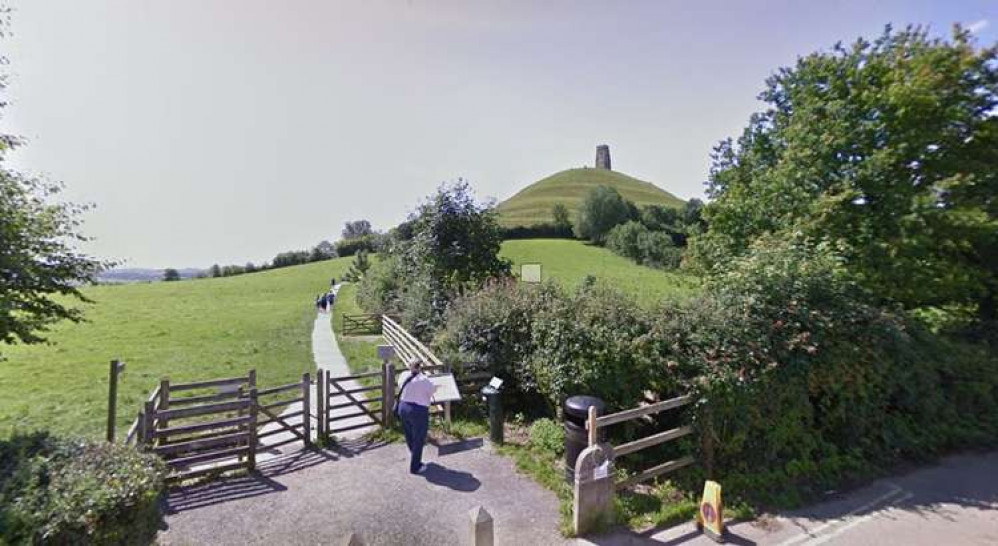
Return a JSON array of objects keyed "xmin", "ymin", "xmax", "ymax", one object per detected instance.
[
  {"xmin": 257, "ymin": 284, "xmax": 374, "ymax": 459},
  {"xmin": 583, "ymin": 451, "xmax": 998, "ymax": 545},
  {"xmin": 160, "ymin": 437, "xmax": 567, "ymax": 545}
]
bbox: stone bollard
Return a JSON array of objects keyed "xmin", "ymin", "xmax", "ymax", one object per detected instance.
[
  {"xmin": 468, "ymin": 505, "xmax": 494, "ymax": 546},
  {"xmin": 573, "ymin": 443, "xmax": 615, "ymax": 535}
]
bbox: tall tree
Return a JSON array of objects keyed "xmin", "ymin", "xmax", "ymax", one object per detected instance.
[
  {"xmin": 162, "ymin": 268, "xmax": 181, "ymax": 282},
  {"xmin": 692, "ymin": 25, "xmax": 998, "ymax": 321},
  {"xmin": 0, "ymin": 12, "xmax": 106, "ymax": 351},
  {"xmin": 573, "ymin": 186, "xmax": 637, "ymax": 244},
  {"xmin": 341, "ymin": 220, "xmax": 373, "ymax": 240}
]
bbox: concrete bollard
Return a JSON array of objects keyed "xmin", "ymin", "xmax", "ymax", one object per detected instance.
[
  {"xmin": 573, "ymin": 443, "xmax": 615, "ymax": 535},
  {"xmin": 468, "ymin": 505, "xmax": 494, "ymax": 546}
]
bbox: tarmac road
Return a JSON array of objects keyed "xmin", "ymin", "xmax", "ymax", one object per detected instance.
[{"xmin": 584, "ymin": 451, "xmax": 998, "ymax": 545}]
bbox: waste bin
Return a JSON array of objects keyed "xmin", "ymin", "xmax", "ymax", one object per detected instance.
[{"xmin": 563, "ymin": 395, "xmax": 606, "ymax": 481}]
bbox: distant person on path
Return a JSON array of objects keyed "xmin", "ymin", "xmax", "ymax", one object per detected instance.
[
  {"xmin": 326, "ymin": 290, "xmax": 335, "ymax": 308},
  {"xmin": 397, "ymin": 357, "xmax": 438, "ymax": 474},
  {"xmin": 315, "ymin": 294, "xmax": 324, "ymax": 312}
]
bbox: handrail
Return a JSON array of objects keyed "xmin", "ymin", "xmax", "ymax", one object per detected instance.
[{"xmin": 589, "ymin": 395, "xmax": 692, "ymax": 429}]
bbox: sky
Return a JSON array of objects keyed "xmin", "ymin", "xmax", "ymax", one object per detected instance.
[{"xmin": 4, "ymin": 1, "xmax": 996, "ymax": 269}]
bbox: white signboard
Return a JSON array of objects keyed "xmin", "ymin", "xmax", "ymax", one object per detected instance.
[
  {"xmin": 428, "ymin": 373, "xmax": 462, "ymax": 403},
  {"xmin": 488, "ymin": 377, "xmax": 504, "ymax": 390},
  {"xmin": 521, "ymin": 263, "xmax": 542, "ymax": 284}
]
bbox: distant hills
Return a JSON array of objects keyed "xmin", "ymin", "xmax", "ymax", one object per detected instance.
[
  {"xmin": 98, "ymin": 268, "xmax": 204, "ymax": 284},
  {"xmin": 497, "ymin": 167, "xmax": 684, "ymax": 228}
]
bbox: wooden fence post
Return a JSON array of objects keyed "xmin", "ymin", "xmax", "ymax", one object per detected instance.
[
  {"xmin": 248, "ymin": 387, "xmax": 258, "ymax": 472},
  {"xmin": 106, "ymin": 360, "xmax": 121, "ymax": 442},
  {"xmin": 302, "ymin": 372, "xmax": 312, "ymax": 447},
  {"xmin": 159, "ymin": 378, "xmax": 170, "ymax": 433},
  {"xmin": 142, "ymin": 400, "xmax": 155, "ymax": 448},
  {"xmin": 587, "ymin": 406, "xmax": 598, "ymax": 447},
  {"xmin": 444, "ymin": 362, "xmax": 453, "ymax": 430},
  {"xmin": 317, "ymin": 368, "xmax": 326, "ymax": 441},
  {"xmin": 383, "ymin": 362, "xmax": 396, "ymax": 428}
]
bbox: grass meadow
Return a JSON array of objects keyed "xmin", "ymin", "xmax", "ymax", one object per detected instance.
[
  {"xmin": 0, "ymin": 258, "xmax": 351, "ymax": 439},
  {"xmin": 500, "ymin": 239, "xmax": 699, "ymax": 302}
]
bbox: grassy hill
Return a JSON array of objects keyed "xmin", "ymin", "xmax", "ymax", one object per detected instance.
[
  {"xmin": 0, "ymin": 259, "xmax": 351, "ymax": 439},
  {"xmin": 500, "ymin": 239, "xmax": 698, "ymax": 301},
  {"xmin": 497, "ymin": 168, "xmax": 685, "ymax": 228}
]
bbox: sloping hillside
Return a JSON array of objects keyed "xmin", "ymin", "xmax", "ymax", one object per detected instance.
[
  {"xmin": 500, "ymin": 239, "xmax": 698, "ymax": 301},
  {"xmin": 0, "ymin": 258, "xmax": 351, "ymax": 438},
  {"xmin": 498, "ymin": 168, "xmax": 684, "ymax": 228}
]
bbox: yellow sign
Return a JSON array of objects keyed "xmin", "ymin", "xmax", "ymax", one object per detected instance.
[{"xmin": 696, "ymin": 480, "xmax": 724, "ymax": 542}]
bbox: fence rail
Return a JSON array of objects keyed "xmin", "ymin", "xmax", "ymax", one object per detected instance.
[{"xmin": 586, "ymin": 394, "xmax": 694, "ymax": 489}]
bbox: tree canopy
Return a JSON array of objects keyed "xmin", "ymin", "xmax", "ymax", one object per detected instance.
[{"xmin": 691, "ymin": 25, "xmax": 998, "ymax": 322}]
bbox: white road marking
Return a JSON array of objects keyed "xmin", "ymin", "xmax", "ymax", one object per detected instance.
[
  {"xmin": 806, "ymin": 492, "xmax": 914, "ymax": 545},
  {"xmin": 776, "ymin": 483, "xmax": 908, "ymax": 546}
]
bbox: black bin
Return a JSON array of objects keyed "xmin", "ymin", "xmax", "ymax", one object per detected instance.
[{"xmin": 563, "ymin": 395, "xmax": 606, "ymax": 481}]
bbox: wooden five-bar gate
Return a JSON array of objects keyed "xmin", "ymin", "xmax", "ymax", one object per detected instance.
[{"xmin": 115, "ymin": 315, "xmax": 484, "ymax": 481}]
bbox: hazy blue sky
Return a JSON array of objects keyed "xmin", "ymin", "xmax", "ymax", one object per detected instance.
[{"xmin": 5, "ymin": 1, "xmax": 995, "ymax": 268}]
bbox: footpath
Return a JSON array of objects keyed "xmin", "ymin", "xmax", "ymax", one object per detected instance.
[{"xmin": 159, "ymin": 287, "xmax": 568, "ymax": 544}]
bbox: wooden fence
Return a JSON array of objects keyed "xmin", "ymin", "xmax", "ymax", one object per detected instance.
[
  {"xmin": 342, "ymin": 313, "xmax": 382, "ymax": 336},
  {"xmin": 142, "ymin": 372, "xmax": 258, "ymax": 481},
  {"xmin": 585, "ymin": 394, "xmax": 695, "ymax": 489}
]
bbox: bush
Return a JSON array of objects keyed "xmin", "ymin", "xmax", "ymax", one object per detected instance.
[
  {"xmin": 435, "ymin": 280, "xmax": 559, "ymax": 411},
  {"xmin": 501, "ymin": 223, "xmax": 573, "ymax": 240},
  {"xmin": 0, "ymin": 432, "xmax": 166, "ymax": 545},
  {"xmin": 358, "ymin": 181, "xmax": 511, "ymax": 337},
  {"xmin": 574, "ymin": 186, "xmax": 638, "ymax": 244},
  {"xmin": 335, "ymin": 233, "xmax": 384, "ymax": 258},
  {"xmin": 605, "ymin": 222, "xmax": 683, "ymax": 270},
  {"xmin": 529, "ymin": 418, "xmax": 565, "ymax": 455}
]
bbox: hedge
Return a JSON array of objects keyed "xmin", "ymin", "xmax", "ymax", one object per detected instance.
[{"xmin": 0, "ymin": 432, "xmax": 166, "ymax": 545}]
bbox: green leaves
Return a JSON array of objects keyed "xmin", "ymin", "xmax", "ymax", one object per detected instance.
[{"xmin": 694, "ymin": 25, "xmax": 998, "ymax": 326}]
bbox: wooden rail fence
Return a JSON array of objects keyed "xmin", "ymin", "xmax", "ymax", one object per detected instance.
[{"xmin": 585, "ymin": 394, "xmax": 695, "ymax": 489}]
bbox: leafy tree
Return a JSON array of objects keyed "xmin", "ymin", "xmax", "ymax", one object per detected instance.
[
  {"xmin": 209, "ymin": 264, "xmax": 222, "ymax": 278},
  {"xmin": 310, "ymin": 240, "xmax": 336, "ymax": 262},
  {"xmin": 341, "ymin": 220, "xmax": 373, "ymax": 240},
  {"xmin": 551, "ymin": 203, "xmax": 572, "ymax": 231},
  {"xmin": 244, "ymin": 262, "xmax": 256, "ymax": 273},
  {"xmin": 573, "ymin": 185, "xmax": 637, "ymax": 244},
  {"xmin": 358, "ymin": 180, "xmax": 510, "ymax": 336},
  {"xmin": 0, "ymin": 14, "xmax": 106, "ymax": 351},
  {"xmin": 162, "ymin": 268, "xmax": 181, "ymax": 282},
  {"xmin": 342, "ymin": 250, "xmax": 371, "ymax": 282},
  {"xmin": 692, "ymin": 25, "xmax": 998, "ymax": 322}
]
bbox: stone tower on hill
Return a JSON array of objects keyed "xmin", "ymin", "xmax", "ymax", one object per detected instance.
[{"xmin": 595, "ymin": 144, "xmax": 611, "ymax": 170}]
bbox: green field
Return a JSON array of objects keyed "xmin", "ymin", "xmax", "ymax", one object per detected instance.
[
  {"xmin": 497, "ymin": 168, "xmax": 685, "ymax": 228},
  {"xmin": 0, "ymin": 259, "xmax": 350, "ymax": 439},
  {"xmin": 500, "ymin": 239, "xmax": 698, "ymax": 301},
  {"xmin": 331, "ymin": 282, "xmax": 384, "ymax": 376}
]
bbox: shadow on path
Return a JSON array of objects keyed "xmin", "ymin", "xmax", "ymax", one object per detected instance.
[
  {"xmin": 422, "ymin": 462, "xmax": 481, "ymax": 492},
  {"xmin": 165, "ymin": 448, "xmax": 336, "ymax": 514}
]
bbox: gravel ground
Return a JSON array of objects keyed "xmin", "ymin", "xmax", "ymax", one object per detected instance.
[{"xmin": 159, "ymin": 437, "xmax": 569, "ymax": 545}]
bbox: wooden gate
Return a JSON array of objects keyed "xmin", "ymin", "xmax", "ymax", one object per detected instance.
[
  {"xmin": 125, "ymin": 370, "xmax": 313, "ymax": 480},
  {"xmin": 139, "ymin": 372, "xmax": 258, "ymax": 481},
  {"xmin": 317, "ymin": 368, "xmax": 383, "ymax": 439},
  {"xmin": 255, "ymin": 373, "xmax": 312, "ymax": 451}
]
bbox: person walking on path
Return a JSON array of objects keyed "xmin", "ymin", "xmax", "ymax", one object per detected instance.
[{"xmin": 397, "ymin": 358, "xmax": 438, "ymax": 475}]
